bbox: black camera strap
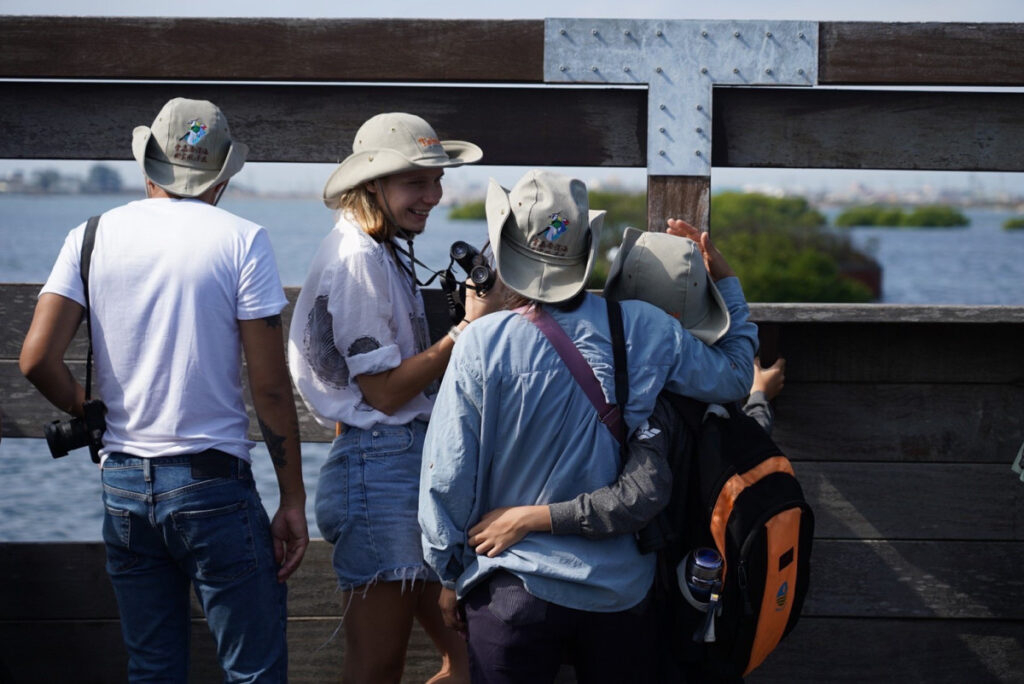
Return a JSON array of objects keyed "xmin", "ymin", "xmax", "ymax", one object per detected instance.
[{"xmin": 81, "ymin": 215, "xmax": 100, "ymax": 402}]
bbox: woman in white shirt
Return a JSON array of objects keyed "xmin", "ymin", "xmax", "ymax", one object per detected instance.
[{"xmin": 288, "ymin": 113, "xmax": 501, "ymax": 683}]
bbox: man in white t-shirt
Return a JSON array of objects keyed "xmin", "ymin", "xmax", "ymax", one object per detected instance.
[{"xmin": 20, "ymin": 98, "xmax": 308, "ymax": 682}]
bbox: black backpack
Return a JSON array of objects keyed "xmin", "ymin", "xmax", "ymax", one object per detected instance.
[{"xmin": 642, "ymin": 393, "xmax": 814, "ymax": 681}]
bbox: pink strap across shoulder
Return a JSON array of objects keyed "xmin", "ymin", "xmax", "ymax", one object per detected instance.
[{"xmin": 516, "ymin": 305, "xmax": 624, "ymax": 444}]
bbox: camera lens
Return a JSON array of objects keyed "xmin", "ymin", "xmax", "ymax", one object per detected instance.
[{"xmin": 43, "ymin": 418, "xmax": 86, "ymax": 459}]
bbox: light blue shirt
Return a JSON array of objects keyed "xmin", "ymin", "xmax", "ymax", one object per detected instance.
[{"xmin": 419, "ymin": 278, "xmax": 758, "ymax": 612}]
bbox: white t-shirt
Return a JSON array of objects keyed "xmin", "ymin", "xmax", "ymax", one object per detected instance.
[
  {"xmin": 288, "ymin": 213, "xmax": 435, "ymax": 430},
  {"xmin": 41, "ymin": 198, "xmax": 287, "ymax": 461}
]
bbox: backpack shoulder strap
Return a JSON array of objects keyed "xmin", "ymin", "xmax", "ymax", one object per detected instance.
[
  {"xmin": 81, "ymin": 215, "xmax": 100, "ymax": 402},
  {"xmin": 519, "ymin": 305, "xmax": 625, "ymax": 444}
]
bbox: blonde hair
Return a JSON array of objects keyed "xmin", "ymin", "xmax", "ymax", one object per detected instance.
[{"xmin": 337, "ymin": 182, "xmax": 398, "ymax": 243}]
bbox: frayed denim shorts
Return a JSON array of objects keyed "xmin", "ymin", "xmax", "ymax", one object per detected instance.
[{"xmin": 315, "ymin": 420, "xmax": 435, "ymax": 591}]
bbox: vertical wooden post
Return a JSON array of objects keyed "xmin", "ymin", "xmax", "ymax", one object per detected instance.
[{"xmin": 646, "ymin": 175, "xmax": 710, "ymax": 233}]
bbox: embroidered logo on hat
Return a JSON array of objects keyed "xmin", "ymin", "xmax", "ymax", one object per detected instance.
[
  {"xmin": 543, "ymin": 213, "xmax": 570, "ymax": 241},
  {"xmin": 417, "ymin": 136, "xmax": 442, "ymax": 151},
  {"xmin": 180, "ymin": 119, "xmax": 208, "ymax": 145}
]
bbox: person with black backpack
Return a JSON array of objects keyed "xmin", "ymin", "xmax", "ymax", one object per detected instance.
[
  {"xmin": 466, "ymin": 226, "xmax": 811, "ymax": 682},
  {"xmin": 418, "ymin": 172, "xmax": 759, "ymax": 684}
]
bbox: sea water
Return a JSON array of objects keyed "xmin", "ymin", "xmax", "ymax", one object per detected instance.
[{"xmin": 1, "ymin": 194, "xmax": 1021, "ymax": 540}]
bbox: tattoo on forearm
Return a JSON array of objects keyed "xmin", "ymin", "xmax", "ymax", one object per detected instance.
[
  {"xmin": 263, "ymin": 314, "xmax": 282, "ymax": 329},
  {"xmin": 258, "ymin": 416, "xmax": 288, "ymax": 467}
]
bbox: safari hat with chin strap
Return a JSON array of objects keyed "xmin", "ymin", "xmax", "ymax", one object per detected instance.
[
  {"xmin": 131, "ymin": 97, "xmax": 247, "ymax": 198},
  {"xmin": 604, "ymin": 227, "xmax": 730, "ymax": 344},
  {"xmin": 322, "ymin": 113, "xmax": 483, "ymax": 209},
  {"xmin": 486, "ymin": 169, "xmax": 605, "ymax": 304}
]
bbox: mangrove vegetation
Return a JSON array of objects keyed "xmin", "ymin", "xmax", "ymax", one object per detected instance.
[{"xmin": 834, "ymin": 204, "xmax": 969, "ymax": 228}]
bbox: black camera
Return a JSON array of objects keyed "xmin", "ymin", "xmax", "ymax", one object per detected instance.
[
  {"xmin": 44, "ymin": 399, "xmax": 107, "ymax": 463},
  {"xmin": 450, "ymin": 241, "xmax": 496, "ymax": 295}
]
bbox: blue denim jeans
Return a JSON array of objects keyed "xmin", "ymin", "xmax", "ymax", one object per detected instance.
[
  {"xmin": 101, "ymin": 451, "xmax": 287, "ymax": 683},
  {"xmin": 315, "ymin": 420, "xmax": 434, "ymax": 590}
]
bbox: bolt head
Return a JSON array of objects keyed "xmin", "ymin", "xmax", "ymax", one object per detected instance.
[{"xmin": 659, "ymin": 150, "xmax": 666, "ymax": 156}]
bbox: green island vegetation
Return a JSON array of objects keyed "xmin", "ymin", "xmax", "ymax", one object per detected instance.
[
  {"xmin": 1002, "ymin": 216, "xmax": 1024, "ymax": 230},
  {"xmin": 834, "ymin": 204, "xmax": 969, "ymax": 228},
  {"xmin": 449, "ymin": 190, "xmax": 876, "ymax": 302}
]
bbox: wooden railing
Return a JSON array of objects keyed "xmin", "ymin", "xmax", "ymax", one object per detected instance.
[{"xmin": 2, "ymin": 16, "xmax": 1023, "ymax": 683}]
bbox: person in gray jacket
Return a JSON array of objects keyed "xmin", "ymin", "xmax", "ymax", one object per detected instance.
[{"xmin": 465, "ymin": 227, "xmax": 786, "ymax": 552}]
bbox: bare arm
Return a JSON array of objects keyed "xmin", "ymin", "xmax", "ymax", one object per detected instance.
[
  {"xmin": 20, "ymin": 293, "xmax": 87, "ymax": 417},
  {"xmin": 239, "ymin": 314, "xmax": 309, "ymax": 582},
  {"xmin": 357, "ymin": 279, "xmax": 505, "ymax": 415}
]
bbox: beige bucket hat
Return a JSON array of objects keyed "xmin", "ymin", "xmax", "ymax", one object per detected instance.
[
  {"xmin": 131, "ymin": 97, "xmax": 247, "ymax": 198},
  {"xmin": 322, "ymin": 113, "xmax": 483, "ymax": 209},
  {"xmin": 486, "ymin": 169, "xmax": 605, "ymax": 304},
  {"xmin": 604, "ymin": 227, "xmax": 730, "ymax": 344}
]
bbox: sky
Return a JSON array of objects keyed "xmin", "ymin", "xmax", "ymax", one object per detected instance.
[{"xmin": 2, "ymin": 0, "xmax": 1023, "ymax": 197}]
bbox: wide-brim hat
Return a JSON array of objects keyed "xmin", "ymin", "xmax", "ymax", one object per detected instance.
[
  {"xmin": 131, "ymin": 97, "xmax": 247, "ymax": 198},
  {"xmin": 486, "ymin": 169, "xmax": 605, "ymax": 304},
  {"xmin": 322, "ymin": 112, "xmax": 483, "ymax": 209},
  {"xmin": 604, "ymin": 227, "xmax": 730, "ymax": 344}
]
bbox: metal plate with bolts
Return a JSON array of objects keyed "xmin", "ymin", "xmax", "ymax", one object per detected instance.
[{"xmin": 544, "ymin": 19, "xmax": 819, "ymax": 176}]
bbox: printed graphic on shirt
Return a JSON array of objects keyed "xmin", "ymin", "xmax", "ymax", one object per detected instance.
[
  {"xmin": 303, "ymin": 295, "xmax": 349, "ymax": 389},
  {"xmin": 410, "ymin": 312, "xmax": 439, "ymax": 398},
  {"xmin": 348, "ymin": 336, "xmax": 385, "ymax": 412},
  {"xmin": 635, "ymin": 420, "xmax": 662, "ymax": 441}
]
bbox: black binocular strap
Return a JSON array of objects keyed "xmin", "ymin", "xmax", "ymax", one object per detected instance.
[{"xmin": 80, "ymin": 215, "xmax": 100, "ymax": 401}]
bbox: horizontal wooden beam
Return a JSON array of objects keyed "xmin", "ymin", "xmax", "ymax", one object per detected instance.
[
  {"xmin": 0, "ymin": 16, "xmax": 544, "ymax": 82},
  {"xmin": 712, "ymin": 87, "xmax": 1024, "ymax": 171},
  {"xmin": 0, "ymin": 82, "xmax": 646, "ymax": 166},
  {"xmin": 6, "ymin": 18, "xmax": 1024, "ymax": 89},
  {"xmin": 820, "ymin": 22, "xmax": 1024, "ymax": 85}
]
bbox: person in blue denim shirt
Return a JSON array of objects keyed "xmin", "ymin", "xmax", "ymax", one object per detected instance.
[
  {"xmin": 20, "ymin": 98, "xmax": 308, "ymax": 682},
  {"xmin": 418, "ymin": 169, "xmax": 758, "ymax": 683}
]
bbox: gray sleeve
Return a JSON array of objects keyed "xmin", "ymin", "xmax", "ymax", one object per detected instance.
[
  {"xmin": 549, "ymin": 398, "xmax": 677, "ymax": 538},
  {"xmin": 742, "ymin": 390, "xmax": 775, "ymax": 435}
]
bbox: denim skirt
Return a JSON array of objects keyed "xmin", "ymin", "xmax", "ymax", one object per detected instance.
[{"xmin": 315, "ymin": 420, "xmax": 435, "ymax": 590}]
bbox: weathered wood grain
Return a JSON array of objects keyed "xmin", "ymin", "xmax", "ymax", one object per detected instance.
[
  {"xmin": 0, "ymin": 16, "xmax": 544, "ymax": 82},
  {"xmin": 820, "ymin": 22, "xmax": 1024, "ymax": 85},
  {"xmin": 712, "ymin": 88, "xmax": 1024, "ymax": 171},
  {"xmin": 0, "ymin": 618, "xmax": 441, "ymax": 684},
  {"xmin": 0, "ymin": 82, "xmax": 646, "ymax": 166},
  {"xmin": 773, "ymin": 383, "xmax": 1024, "ymax": 464},
  {"xmin": 646, "ymin": 175, "xmax": 710, "ymax": 233},
  {"xmin": 768, "ymin": 322, "xmax": 1024, "ymax": 384},
  {"xmin": 798, "ymin": 463, "xmax": 1024, "ymax": 540},
  {"xmin": 751, "ymin": 617, "xmax": 1024, "ymax": 683}
]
